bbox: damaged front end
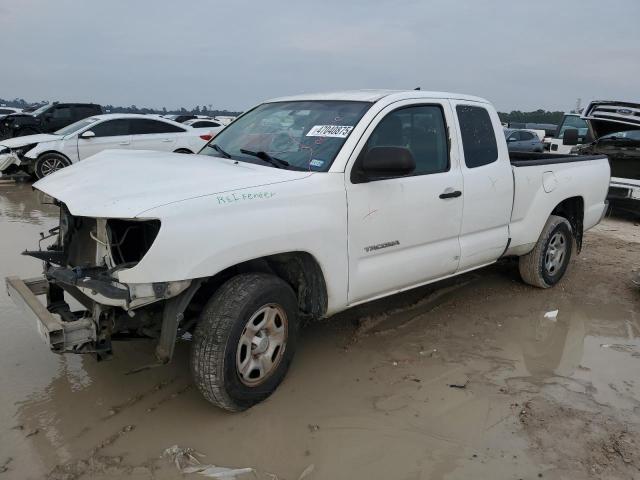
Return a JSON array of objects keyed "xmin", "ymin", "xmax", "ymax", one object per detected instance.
[{"xmin": 7, "ymin": 201, "xmax": 196, "ymax": 361}]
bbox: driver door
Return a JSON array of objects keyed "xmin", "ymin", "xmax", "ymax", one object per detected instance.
[{"xmin": 345, "ymin": 101, "xmax": 463, "ymax": 304}]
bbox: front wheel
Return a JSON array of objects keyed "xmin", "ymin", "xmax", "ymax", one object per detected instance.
[
  {"xmin": 191, "ymin": 273, "xmax": 299, "ymax": 411},
  {"xmin": 519, "ymin": 215, "xmax": 574, "ymax": 288},
  {"xmin": 35, "ymin": 153, "xmax": 71, "ymax": 179}
]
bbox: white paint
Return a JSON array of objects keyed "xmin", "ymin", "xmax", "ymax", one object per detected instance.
[{"xmin": 33, "ymin": 90, "xmax": 611, "ymax": 317}]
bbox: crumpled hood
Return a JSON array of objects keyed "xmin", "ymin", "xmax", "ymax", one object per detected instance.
[
  {"xmin": 34, "ymin": 149, "xmax": 312, "ymax": 218},
  {"xmin": 0, "ymin": 133, "xmax": 62, "ymax": 149}
]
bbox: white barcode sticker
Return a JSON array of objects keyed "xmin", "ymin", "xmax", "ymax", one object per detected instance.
[{"xmin": 306, "ymin": 125, "xmax": 354, "ymax": 138}]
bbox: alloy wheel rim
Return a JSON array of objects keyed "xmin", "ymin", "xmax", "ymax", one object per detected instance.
[
  {"xmin": 545, "ymin": 231, "xmax": 567, "ymax": 275},
  {"xmin": 40, "ymin": 158, "xmax": 65, "ymax": 176},
  {"xmin": 236, "ymin": 304, "xmax": 288, "ymax": 386}
]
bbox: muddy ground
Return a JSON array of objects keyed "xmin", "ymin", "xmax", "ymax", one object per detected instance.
[{"xmin": 0, "ymin": 182, "xmax": 638, "ymax": 480}]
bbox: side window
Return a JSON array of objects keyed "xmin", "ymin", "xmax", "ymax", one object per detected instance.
[
  {"xmin": 507, "ymin": 131, "xmax": 521, "ymax": 141},
  {"xmin": 456, "ymin": 105, "xmax": 498, "ymax": 168},
  {"xmin": 521, "ymin": 132, "xmax": 534, "ymax": 141},
  {"xmin": 194, "ymin": 121, "xmax": 220, "ymax": 128},
  {"xmin": 90, "ymin": 119, "xmax": 131, "ymax": 137},
  {"xmin": 365, "ymin": 105, "xmax": 449, "ymax": 176},
  {"xmin": 52, "ymin": 106, "xmax": 72, "ymax": 119},
  {"xmin": 131, "ymin": 119, "xmax": 185, "ymax": 134},
  {"xmin": 75, "ymin": 106, "xmax": 99, "ymax": 118}
]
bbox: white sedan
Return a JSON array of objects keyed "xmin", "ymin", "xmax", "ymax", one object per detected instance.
[{"xmin": 0, "ymin": 113, "xmax": 216, "ymax": 178}]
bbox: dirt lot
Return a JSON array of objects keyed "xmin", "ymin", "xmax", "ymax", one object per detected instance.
[{"xmin": 0, "ymin": 182, "xmax": 638, "ymax": 480}]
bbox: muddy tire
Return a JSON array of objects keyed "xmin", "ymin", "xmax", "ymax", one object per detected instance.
[
  {"xmin": 519, "ymin": 215, "xmax": 573, "ymax": 288},
  {"xmin": 35, "ymin": 153, "xmax": 71, "ymax": 179},
  {"xmin": 191, "ymin": 273, "xmax": 299, "ymax": 411}
]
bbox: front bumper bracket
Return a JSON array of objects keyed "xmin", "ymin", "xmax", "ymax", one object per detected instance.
[{"xmin": 6, "ymin": 276, "xmax": 96, "ymax": 352}]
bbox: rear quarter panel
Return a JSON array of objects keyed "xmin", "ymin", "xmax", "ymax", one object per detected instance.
[{"xmin": 506, "ymin": 158, "xmax": 610, "ymax": 256}]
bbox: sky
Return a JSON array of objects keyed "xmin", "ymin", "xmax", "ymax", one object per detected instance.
[{"xmin": 1, "ymin": 0, "xmax": 638, "ymax": 112}]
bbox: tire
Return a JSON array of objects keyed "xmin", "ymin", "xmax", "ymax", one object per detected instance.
[
  {"xmin": 191, "ymin": 273, "xmax": 299, "ymax": 411},
  {"xmin": 519, "ymin": 215, "xmax": 574, "ymax": 288},
  {"xmin": 35, "ymin": 153, "xmax": 71, "ymax": 179},
  {"xmin": 174, "ymin": 148, "xmax": 193, "ymax": 154}
]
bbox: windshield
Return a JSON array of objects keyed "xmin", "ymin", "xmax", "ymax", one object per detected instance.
[
  {"xmin": 557, "ymin": 115, "xmax": 588, "ymax": 139},
  {"xmin": 30, "ymin": 104, "xmax": 51, "ymax": 116},
  {"xmin": 600, "ymin": 129, "xmax": 640, "ymax": 141},
  {"xmin": 199, "ymin": 100, "xmax": 371, "ymax": 171},
  {"xmin": 55, "ymin": 117, "xmax": 100, "ymax": 135}
]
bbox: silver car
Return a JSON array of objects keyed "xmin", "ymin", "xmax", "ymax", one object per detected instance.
[{"xmin": 504, "ymin": 128, "xmax": 544, "ymax": 152}]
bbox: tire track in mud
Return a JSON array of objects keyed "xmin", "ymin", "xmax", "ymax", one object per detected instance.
[{"xmin": 43, "ymin": 377, "xmax": 194, "ymax": 479}]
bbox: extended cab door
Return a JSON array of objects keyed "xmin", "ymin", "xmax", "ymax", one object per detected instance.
[
  {"xmin": 345, "ymin": 101, "xmax": 464, "ymax": 304},
  {"xmin": 77, "ymin": 118, "xmax": 133, "ymax": 160},
  {"xmin": 129, "ymin": 119, "xmax": 183, "ymax": 151},
  {"xmin": 450, "ymin": 101, "xmax": 513, "ymax": 270}
]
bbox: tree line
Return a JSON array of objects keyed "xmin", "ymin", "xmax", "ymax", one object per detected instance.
[
  {"xmin": 0, "ymin": 97, "xmax": 241, "ymax": 117},
  {"xmin": 2, "ymin": 96, "xmax": 569, "ymax": 124}
]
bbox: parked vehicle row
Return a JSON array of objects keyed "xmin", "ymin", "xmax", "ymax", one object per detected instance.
[
  {"xmin": 6, "ymin": 89, "xmax": 610, "ymax": 412},
  {"xmin": 0, "ymin": 102, "xmax": 103, "ymax": 139},
  {"xmin": 0, "ymin": 113, "xmax": 219, "ymax": 178}
]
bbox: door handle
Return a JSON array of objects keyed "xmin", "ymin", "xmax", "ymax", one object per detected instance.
[
  {"xmin": 161, "ymin": 139, "xmax": 173, "ymax": 142},
  {"xmin": 439, "ymin": 190, "xmax": 462, "ymax": 199},
  {"xmin": 118, "ymin": 141, "xmax": 130, "ymax": 145}
]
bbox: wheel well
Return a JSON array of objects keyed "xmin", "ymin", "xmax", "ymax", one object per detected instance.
[
  {"xmin": 190, "ymin": 252, "xmax": 328, "ymax": 320},
  {"xmin": 174, "ymin": 148, "xmax": 193, "ymax": 154},
  {"xmin": 37, "ymin": 150, "xmax": 70, "ymax": 162},
  {"xmin": 551, "ymin": 196, "xmax": 584, "ymax": 252}
]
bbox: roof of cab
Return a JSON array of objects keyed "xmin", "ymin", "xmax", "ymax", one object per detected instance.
[{"xmin": 267, "ymin": 89, "xmax": 490, "ymax": 104}]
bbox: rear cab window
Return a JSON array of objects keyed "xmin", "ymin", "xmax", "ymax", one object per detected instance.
[{"xmin": 456, "ymin": 105, "xmax": 498, "ymax": 168}]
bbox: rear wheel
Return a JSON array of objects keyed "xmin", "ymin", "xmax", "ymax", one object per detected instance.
[
  {"xmin": 519, "ymin": 215, "xmax": 574, "ymax": 288},
  {"xmin": 35, "ymin": 153, "xmax": 71, "ymax": 179},
  {"xmin": 191, "ymin": 273, "xmax": 299, "ymax": 411}
]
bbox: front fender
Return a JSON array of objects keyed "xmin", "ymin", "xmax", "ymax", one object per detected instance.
[{"xmin": 116, "ymin": 173, "xmax": 349, "ymax": 313}]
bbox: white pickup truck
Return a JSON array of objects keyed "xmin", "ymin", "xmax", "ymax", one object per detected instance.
[{"xmin": 6, "ymin": 90, "xmax": 610, "ymax": 411}]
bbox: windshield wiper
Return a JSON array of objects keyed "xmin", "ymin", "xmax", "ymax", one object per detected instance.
[
  {"xmin": 211, "ymin": 143, "xmax": 231, "ymax": 158},
  {"xmin": 240, "ymin": 149, "xmax": 290, "ymax": 169}
]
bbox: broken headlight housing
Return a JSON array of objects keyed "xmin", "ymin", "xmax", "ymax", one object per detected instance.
[
  {"xmin": 12, "ymin": 143, "xmax": 37, "ymax": 158},
  {"xmin": 106, "ymin": 219, "xmax": 161, "ymax": 268}
]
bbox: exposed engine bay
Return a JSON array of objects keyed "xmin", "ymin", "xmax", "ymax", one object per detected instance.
[{"xmin": 21, "ymin": 200, "xmax": 194, "ymax": 360}]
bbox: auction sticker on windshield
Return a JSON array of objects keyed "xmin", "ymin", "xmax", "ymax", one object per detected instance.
[{"xmin": 306, "ymin": 125, "xmax": 354, "ymax": 138}]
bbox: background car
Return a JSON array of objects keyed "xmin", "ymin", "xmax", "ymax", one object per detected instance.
[
  {"xmin": 504, "ymin": 128, "xmax": 544, "ymax": 152},
  {"xmin": 0, "ymin": 113, "xmax": 214, "ymax": 178},
  {"xmin": 182, "ymin": 117, "xmax": 226, "ymax": 132},
  {"xmin": 0, "ymin": 106, "xmax": 23, "ymax": 119},
  {"xmin": 0, "ymin": 102, "xmax": 102, "ymax": 139}
]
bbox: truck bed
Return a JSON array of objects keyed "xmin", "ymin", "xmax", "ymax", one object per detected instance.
[
  {"xmin": 506, "ymin": 152, "xmax": 610, "ymax": 257},
  {"xmin": 509, "ymin": 151, "xmax": 607, "ymax": 166}
]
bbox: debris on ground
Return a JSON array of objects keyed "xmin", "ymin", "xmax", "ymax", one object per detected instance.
[
  {"xmin": 543, "ymin": 310, "xmax": 558, "ymax": 320},
  {"xmin": 449, "ymin": 380, "xmax": 468, "ymax": 389},
  {"xmin": 297, "ymin": 464, "xmax": 315, "ymax": 480},
  {"xmin": 162, "ymin": 445, "xmax": 254, "ymax": 479}
]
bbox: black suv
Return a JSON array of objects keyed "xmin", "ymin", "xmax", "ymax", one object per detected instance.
[{"xmin": 0, "ymin": 102, "xmax": 103, "ymax": 139}]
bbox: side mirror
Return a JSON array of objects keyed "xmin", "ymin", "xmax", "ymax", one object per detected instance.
[
  {"xmin": 80, "ymin": 130, "xmax": 95, "ymax": 139},
  {"xmin": 562, "ymin": 128, "xmax": 579, "ymax": 146},
  {"xmin": 360, "ymin": 146, "xmax": 416, "ymax": 180}
]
